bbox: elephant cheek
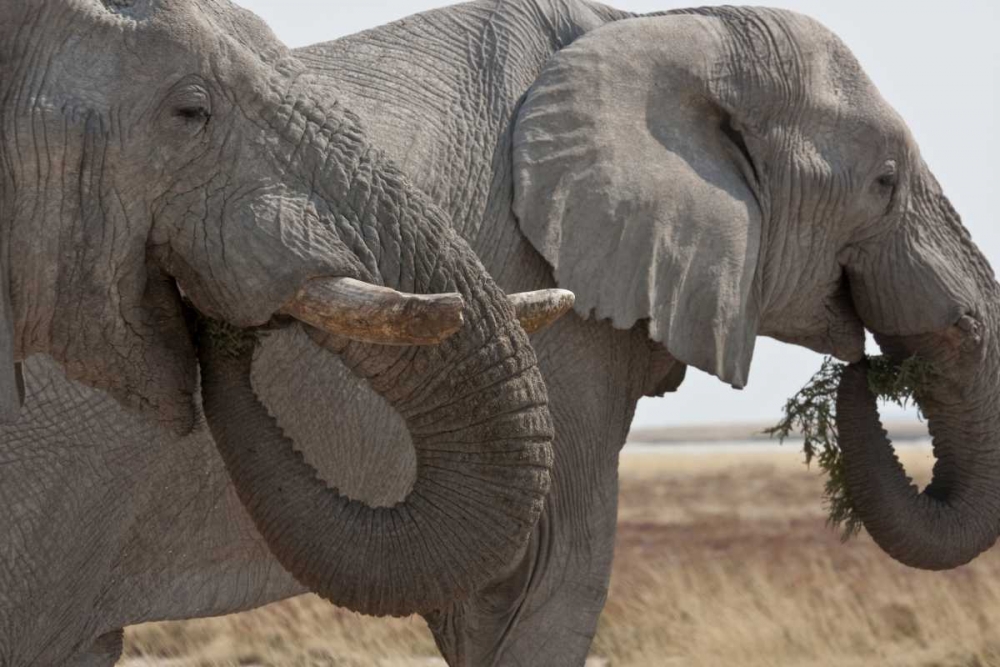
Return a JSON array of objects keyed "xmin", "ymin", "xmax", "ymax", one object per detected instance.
[
  {"xmin": 824, "ymin": 285, "xmax": 866, "ymax": 362},
  {"xmin": 58, "ymin": 269, "xmax": 199, "ymax": 436},
  {"xmin": 762, "ymin": 286, "xmax": 865, "ymax": 362}
]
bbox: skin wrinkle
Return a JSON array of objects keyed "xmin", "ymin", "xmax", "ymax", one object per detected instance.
[
  {"xmin": 401, "ymin": 334, "xmax": 528, "ymax": 420},
  {"xmin": 417, "ymin": 475, "xmax": 509, "ymax": 554},
  {"xmin": 408, "ymin": 485, "xmax": 477, "ymax": 587},
  {"xmin": 284, "ymin": 104, "xmax": 383, "ymax": 279}
]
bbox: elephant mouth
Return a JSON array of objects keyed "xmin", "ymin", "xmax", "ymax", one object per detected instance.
[
  {"xmin": 878, "ymin": 312, "xmax": 985, "ymax": 362},
  {"xmin": 171, "ymin": 275, "xmax": 573, "ymax": 357},
  {"xmin": 837, "ymin": 248, "xmax": 985, "ymax": 400},
  {"xmin": 159, "ymin": 273, "xmax": 572, "ymax": 437},
  {"xmin": 820, "ymin": 270, "xmax": 980, "ymax": 367},
  {"xmin": 864, "ymin": 304, "xmax": 985, "ymax": 375},
  {"xmin": 174, "ymin": 275, "xmax": 467, "ymax": 346}
]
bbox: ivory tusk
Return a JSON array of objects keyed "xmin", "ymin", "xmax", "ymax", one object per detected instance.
[
  {"xmin": 280, "ymin": 277, "xmax": 465, "ymax": 346},
  {"xmin": 509, "ymin": 289, "xmax": 575, "ymax": 334}
]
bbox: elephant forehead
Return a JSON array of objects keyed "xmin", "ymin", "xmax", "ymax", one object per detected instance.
[
  {"xmin": 4, "ymin": 11, "xmax": 185, "ymax": 115},
  {"xmin": 5, "ymin": 0, "xmax": 292, "ymax": 113}
]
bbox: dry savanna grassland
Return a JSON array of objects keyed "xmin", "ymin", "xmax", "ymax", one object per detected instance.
[{"xmin": 122, "ymin": 444, "xmax": 1000, "ymax": 667}]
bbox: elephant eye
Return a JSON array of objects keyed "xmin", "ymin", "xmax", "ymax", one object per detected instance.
[
  {"xmin": 168, "ymin": 104, "xmax": 211, "ymax": 139},
  {"xmin": 875, "ymin": 160, "xmax": 898, "ymax": 191},
  {"xmin": 174, "ymin": 105, "xmax": 211, "ymax": 123},
  {"xmin": 162, "ymin": 80, "xmax": 213, "ymax": 136}
]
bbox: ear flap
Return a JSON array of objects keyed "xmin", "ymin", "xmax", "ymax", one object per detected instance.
[{"xmin": 513, "ymin": 16, "xmax": 763, "ymax": 387}]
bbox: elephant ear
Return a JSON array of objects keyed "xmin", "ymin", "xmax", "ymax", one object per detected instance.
[{"xmin": 512, "ymin": 16, "xmax": 763, "ymax": 387}]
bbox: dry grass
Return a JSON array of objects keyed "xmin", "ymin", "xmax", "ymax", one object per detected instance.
[
  {"xmin": 124, "ymin": 446, "xmax": 1000, "ymax": 666},
  {"xmin": 123, "ymin": 595, "xmax": 438, "ymax": 666}
]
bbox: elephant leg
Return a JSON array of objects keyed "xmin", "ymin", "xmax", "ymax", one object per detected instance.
[
  {"xmin": 67, "ymin": 630, "xmax": 124, "ymax": 667},
  {"xmin": 427, "ymin": 315, "xmax": 662, "ymax": 666}
]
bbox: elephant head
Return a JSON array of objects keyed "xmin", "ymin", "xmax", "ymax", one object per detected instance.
[
  {"xmin": 0, "ymin": 0, "xmax": 568, "ymax": 616},
  {"xmin": 513, "ymin": 7, "xmax": 1000, "ymax": 569}
]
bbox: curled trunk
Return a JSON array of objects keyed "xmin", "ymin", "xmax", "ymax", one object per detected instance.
[
  {"xmin": 836, "ymin": 356, "xmax": 1000, "ymax": 569},
  {"xmin": 199, "ymin": 256, "xmax": 554, "ymax": 618}
]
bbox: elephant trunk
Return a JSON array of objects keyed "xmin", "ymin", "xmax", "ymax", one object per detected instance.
[
  {"xmin": 199, "ymin": 245, "xmax": 553, "ymax": 618},
  {"xmin": 197, "ymin": 93, "xmax": 554, "ymax": 617},
  {"xmin": 836, "ymin": 314, "xmax": 1000, "ymax": 569}
]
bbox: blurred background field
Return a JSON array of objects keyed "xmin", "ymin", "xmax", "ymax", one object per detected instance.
[{"xmin": 122, "ymin": 432, "xmax": 1000, "ymax": 667}]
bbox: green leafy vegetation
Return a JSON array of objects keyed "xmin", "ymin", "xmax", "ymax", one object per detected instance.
[
  {"xmin": 766, "ymin": 355, "xmax": 933, "ymax": 539},
  {"xmin": 197, "ymin": 316, "xmax": 258, "ymax": 358}
]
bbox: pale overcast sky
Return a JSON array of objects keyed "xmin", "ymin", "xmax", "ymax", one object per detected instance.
[{"xmin": 237, "ymin": 0, "xmax": 997, "ymax": 428}]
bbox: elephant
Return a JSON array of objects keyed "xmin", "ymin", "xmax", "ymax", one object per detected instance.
[
  {"xmin": 0, "ymin": 0, "xmax": 575, "ymax": 664},
  {"xmin": 287, "ymin": 2, "xmax": 1000, "ymax": 664},
  {"xmin": 2, "ymin": 2, "xmax": 996, "ymax": 667}
]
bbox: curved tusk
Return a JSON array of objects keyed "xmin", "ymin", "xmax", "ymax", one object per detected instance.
[
  {"xmin": 280, "ymin": 277, "xmax": 465, "ymax": 346},
  {"xmin": 509, "ymin": 289, "xmax": 575, "ymax": 334}
]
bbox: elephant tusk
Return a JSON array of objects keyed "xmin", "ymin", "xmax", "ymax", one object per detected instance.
[
  {"xmin": 280, "ymin": 277, "xmax": 465, "ymax": 346},
  {"xmin": 281, "ymin": 279, "xmax": 573, "ymax": 345},
  {"xmin": 509, "ymin": 289, "xmax": 575, "ymax": 334}
]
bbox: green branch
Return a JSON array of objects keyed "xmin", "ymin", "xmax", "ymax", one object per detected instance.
[
  {"xmin": 196, "ymin": 316, "xmax": 258, "ymax": 358},
  {"xmin": 765, "ymin": 355, "xmax": 932, "ymax": 539}
]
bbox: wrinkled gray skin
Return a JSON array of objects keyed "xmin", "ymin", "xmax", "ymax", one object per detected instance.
[
  {"xmin": 0, "ymin": 0, "xmax": 558, "ymax": 664},
  {"xmin": 4, "ymin": 1, "xmax": 999, "ymax": 666}
]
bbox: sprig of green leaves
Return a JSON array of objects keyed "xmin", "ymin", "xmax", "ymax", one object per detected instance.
[
  {"xmin": 197, "ymin": 316, "xmax": 258, "ymax": 358},
  {"xmin": 765, "ymin": 355, "xmax": 932, "ymax": 539}
]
